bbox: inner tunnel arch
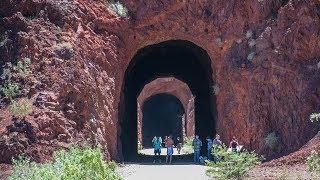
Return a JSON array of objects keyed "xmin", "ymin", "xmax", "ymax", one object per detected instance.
[
  {"xmin": 119, "ymin": 40, "xmax": 217, "ymax": 161},
  {"xmin": 141, "ymin": 93, "xmax": 185, "ymax": 148},
  {"xmin": 137, "ymin": 77, "xmax": 195, "ymax": 145}
]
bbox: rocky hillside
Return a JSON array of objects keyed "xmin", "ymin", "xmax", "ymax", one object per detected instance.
[{"xmin": 0, "ymin": 0, "xmax": 320, "ymax": 163}]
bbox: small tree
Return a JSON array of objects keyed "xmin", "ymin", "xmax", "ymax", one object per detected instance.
[{"xmin": 206, "ymin": 146, "xmax": 262, "ymax": 179}]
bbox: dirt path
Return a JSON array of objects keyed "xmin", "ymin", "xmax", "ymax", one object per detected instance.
[
  {"xmin": 117, "ymin": 163, "xmax": 314, "ymax": 180},
  {"xmin": 117, "ymin": 163, "xmax": 210, "ymax": 180}
]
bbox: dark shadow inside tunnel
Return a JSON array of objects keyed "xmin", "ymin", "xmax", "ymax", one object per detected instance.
[
  {"xmin": 119, "ymin": 40, "xmax": 217, "ymax": 162},
  {"xmin": 141, "ymin": 93, "xmax": 184, "ymax": 148}
]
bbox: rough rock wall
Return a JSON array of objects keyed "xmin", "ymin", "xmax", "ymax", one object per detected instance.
[
  {"xmin": 137, "ymin": 77, "xmax": 195, "ymax": 144},
  {"xmin": 0, "ymin": 0, "xmax": 320, "ymax": 162}
]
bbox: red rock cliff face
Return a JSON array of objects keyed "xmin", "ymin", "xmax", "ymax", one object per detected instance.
[{"xmin": 0, "ymin": 0, "xmax": 320, "ymax": 162}]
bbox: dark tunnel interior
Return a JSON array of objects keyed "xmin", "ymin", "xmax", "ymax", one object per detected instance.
[
  {"xmin": 119, "ymin": 40, "xmax": 217, "ymax": 161},
  {"xmin": 142, "ymin": 93, "xmax": 184, "ymax": 148}
]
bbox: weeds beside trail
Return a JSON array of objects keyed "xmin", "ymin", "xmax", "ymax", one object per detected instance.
[
  {"xmin": 206, "ymin": 146, "xmax": 262, "ymax": 180},
  {"xmin": 9, "ymin": 146, "xmax": 122, "ymax": 180}
]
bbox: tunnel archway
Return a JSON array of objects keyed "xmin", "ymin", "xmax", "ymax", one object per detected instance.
[
  {"xmin": 137, "ymin": 77, "xmax": 195, "ymax": 145},
  {"xmin": 142, "ymin": 93, "xmax": 184, "ymax": 148},
  {"xmin": 119, "ymin": 40, "xmax": 217, "ymax": 161}
]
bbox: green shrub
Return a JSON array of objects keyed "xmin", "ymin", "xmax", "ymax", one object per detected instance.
[
  {"xmin": 247, "ymin": 52, "xmax": 255, "ymax": 61},
  {"xmin": 9, "ymin": 99, "xmax": 32, "ymax": 117},
  {"xmin": 1, "ymin": 58, "xmax": 32, "ymax": 99},
  {"xmin": 1, "ymin": 80, "xmax": 20, "ymax": 99},
  {"xmin": 106, "ymin": 0, "xmax": 129, "ymax": 17},
  {"xmin": 0, "ymin": 31, "xmax": 8, "ymax": 47},
  {"xmin": 246, "ymin": 30, "xmax": 253, "ymax": 39},
  {"xmin": 307, "ymin": 151, "xmax": 320, "ymax": 174},
  {"xmin": 181, "ymin": 137, "xmax": 194, "ymax": 154},
  {"xmin": 265, "ymin": 132, "xmax": 280, "ymax": 151},
  {"xmin": 310, "ymin": 113, "xmax": 320, "ymax": 122},
  {"xmin": 9, "ymin": 146, "xmax": 122, "ymax": 180},
  {"xmin": 206, "ymin": 146, "xmax": 262, "ymax": 180},
  {"xmin": 15, "ymin": 58, "xmax": 32, "ymax": 77}
]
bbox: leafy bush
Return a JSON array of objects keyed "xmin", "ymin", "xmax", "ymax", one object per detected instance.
[
  {"xmin": 307, "ymin": 151, "xmax": 320, "ymax": 174},
  {"xmin": 247, "ymin": 52, "xmax": 255, "ymax": 61},
  {"xmin": 1, "ymin": 58, "xmax": 32, "ymax": 99},
  {"xmin": 246, "ymin": 30, "xmax": 253, "ymax": 39},
  {"xmin": 265, "ymin": 132, "xmax": 280, "ymax": 151},
  {"xmin": 106, "ymin": 0, "xmax": 129, "ymax": 17},
  {"xmin": 310, "ymin": 113, "xmax": 320, "ymax": 122},
  {"xmin": 9, "ymin": 146, "xmax": 122, "ymax": 180},
  {"xmin": 1, "ymin": 81, "xmax": 20, "ymax": 99},
  {"xmin": 9, "ymin": 99, "xmax": 32, "ymax": 117},
  {"xmin": 206, "ymin": 146, "xmax": 262, "ymax": 179},
  {"xmin": 15, "ymin": 58, "xmax": 32, "ymax": 77},
  {"xmin": 181, "ymin": 137, "xmax": 194, "ymax": 154}
]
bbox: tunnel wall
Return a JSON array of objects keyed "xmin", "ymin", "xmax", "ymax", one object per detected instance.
[
  {"xmin": 137, "ymin": 78, "xmax": 195, "ymax": 144},
  {"xmin": 0, "ymin": 0, "xmax": 320, "ymax": 163}
]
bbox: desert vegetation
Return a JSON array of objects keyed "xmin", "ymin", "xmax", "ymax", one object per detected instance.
[
  {"xmin": 206, "ymin": 146, "xmax": 262, "ymax": 179},
  {"xmin": 9, "ymin": 146, "xmax": 122, "ymax": 180},
  {"xmin": 105, "ymin": 0, "xmax": 129, "ymax": 17}
]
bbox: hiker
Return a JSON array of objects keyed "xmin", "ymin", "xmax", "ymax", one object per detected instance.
[
  {"xmin": 165, "ymin": 135, "xmax": 174, "ymax": 164},
  {"xmin": 229, "ymin": 136, "xmax": 239, "ymax": 153},
  {"xmin": 193, "ymin": 135, "xmax": 202, "ymax": 163},
  {"xmin": 176, "ymin": 137, "xmax": 182, "ymax": 154},
  {"xmin": 153, "ymin": 136, "xmax": 162, "ymax": 163},
  {"xmin": 212, "ymin": 134, "xmax": 222, "ymax": 147},
  {"xmin": 163, "ymin": 136, "xmax": 168, "ymax": 147},
  {"xmin": 206, "ymin": 136, "xmax": 213, "ymax": 160},
  {"xmin": 152, "ymin": 136, "xmax": 157, "ymax": 144},
  {"xmin": 212, "ymin": 134, "xmax": 222, "ymax": 162}
]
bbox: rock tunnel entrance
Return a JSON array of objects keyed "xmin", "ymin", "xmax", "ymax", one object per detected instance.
[
  {"xmin": 119, "ymin": 40, "xmax": 217, "ymax": 161},
  {"xmin": 142, "ymin": 93, "xmax": 184, "ymax": 148}
]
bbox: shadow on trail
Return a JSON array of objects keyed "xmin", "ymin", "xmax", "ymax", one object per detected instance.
[{"xmin": 123, "ymin": 154, "xmax": 205, "ymax": 165}]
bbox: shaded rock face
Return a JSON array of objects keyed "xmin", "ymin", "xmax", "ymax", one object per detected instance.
[
  {"xmin": 137, "ymin": 78, "xmax": 195, "ymax": 145},
  {"xmin": 0, "ymin": 0, "xmax": 320, "ymax": 162}
]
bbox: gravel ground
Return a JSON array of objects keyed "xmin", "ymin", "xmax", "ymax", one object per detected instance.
[
  {"xmin": 117, "ymin": 163, "xmax": 316, "ymax": 180},
  {"xmin": 117, "ymin": 163, "xmax": 210, "ymax": 180}
]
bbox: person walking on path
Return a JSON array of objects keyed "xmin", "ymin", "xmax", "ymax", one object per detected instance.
[
  {"xmin": 176, "ymin": 137, "xmax": 182, "ymax": 154},
  {"xmin": 165, "ymin": 135, "xmax": 174, "ymax": 164},
  {"xmin": 153, "ymin": 136, "xmax": 162, "ymax": 163},
  {"xmin": 206, "ymin": 136, "xmax": 213, "ymax": 160},
  {"xmin": 212, "ymin": 134, "xmax": 222, "ymax": 162},
  {"xmin": 229, "ymin": 136, "xmax": 239, "ymax": 153},
  {"xmin": 193, "ymin": 135, "xmax": 202, "ymax": 164}
]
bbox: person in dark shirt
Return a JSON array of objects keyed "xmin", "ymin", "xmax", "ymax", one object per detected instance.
[
  {"xmin": 176, "ymin": 137, "xmax": 182, "ymax": 154},
  {"xmin": 229, "ymin": 136, "xmax": 239, "ymax": 153}
]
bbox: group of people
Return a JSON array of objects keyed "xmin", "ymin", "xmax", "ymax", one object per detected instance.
[
  {"xmin": 151, "ymin": 134, "xmax": 240, "ymax": 164},
  {"xmin": 194, "ymin": 135, "xmax": 240, "ymax": 163},
  {"xmin": 152, "ymin": 135, "xmax": 183, "ymax": 164}
]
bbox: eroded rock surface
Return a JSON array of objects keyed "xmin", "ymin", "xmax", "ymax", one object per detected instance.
[{"xmin": 0, "ymin": 0, "xmax": 320, "ymax": 162}]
